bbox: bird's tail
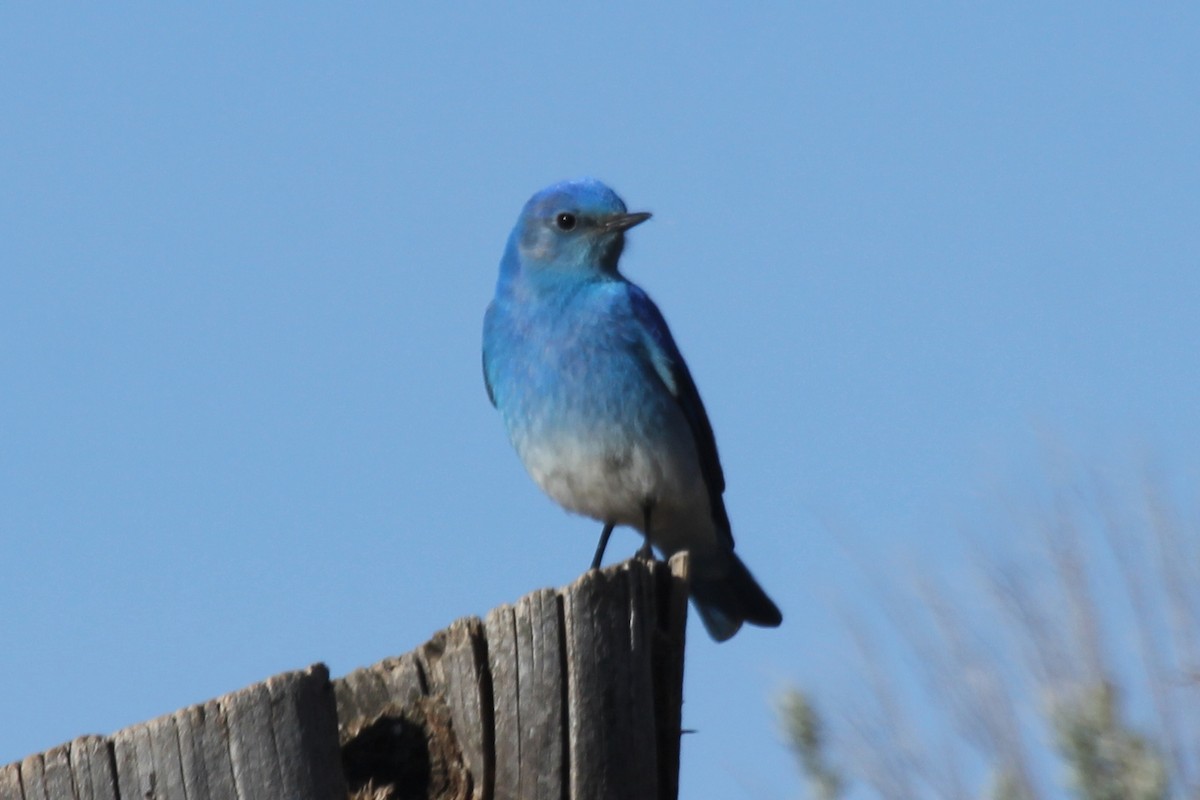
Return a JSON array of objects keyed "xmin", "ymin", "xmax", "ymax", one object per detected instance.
[{"xmin": 689, "ymin": 550, "xmax": 782, "ymax": 642}]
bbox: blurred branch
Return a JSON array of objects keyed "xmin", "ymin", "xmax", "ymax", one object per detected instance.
[
  {"xmin": 1053, "ymin": 682, "xmax": 1168, "ymax": 800},
  {"xmin": 1093, "ymin": 480, "xmax": 1187, "ymax": 789},
  {"xmin": 788, "ymin": 462, "xmax": 1199, "ymax": 799},
  {"xmin": 779, "ymin": 689, "xmax": 845, "ymax": 800}
]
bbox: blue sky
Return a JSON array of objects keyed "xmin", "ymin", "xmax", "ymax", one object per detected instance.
[{"xmin": 2, "ymin": 4, "xmax": 1198, "ymax": 797}]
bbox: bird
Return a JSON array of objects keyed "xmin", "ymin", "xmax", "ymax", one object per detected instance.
[{"xmin": 482, "ymin": 178, "xmax": 782, "ymax": 641}]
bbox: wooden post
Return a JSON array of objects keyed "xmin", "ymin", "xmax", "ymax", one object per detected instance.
[
  {"xmin": 3, "ymin": 555, "xmax": 689, "ymax": 800},
  {"xmin": 337, "ymin": 555, "xmax": 689, "ymax": 800},
  {"xmin": 0, "ymin": 665, "xmax": 344, "ymax": 800}
]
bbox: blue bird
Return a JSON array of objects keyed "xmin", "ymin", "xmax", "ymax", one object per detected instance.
[{"xmin": 482, "ymin": 178, "xmax": 782, "ymax": 641}]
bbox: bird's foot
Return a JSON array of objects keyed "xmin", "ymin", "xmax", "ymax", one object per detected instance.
[
  {"xmin": 637, "ymin": 503, "xmax": 657, "ymax": 562},
  {"xmin": 636, "ymin": 539, "xmax": 656, "ymax": 562},
  {"xmin": 591, "ymin": 522, "xmax": 615, "ymax": 571}
]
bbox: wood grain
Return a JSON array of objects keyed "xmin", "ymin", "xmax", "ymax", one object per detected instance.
[{"xmin": 7, "ymin": 557, "xmax": 689, "ymax": 800}]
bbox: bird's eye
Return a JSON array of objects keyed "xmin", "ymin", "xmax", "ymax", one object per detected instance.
[{"xmin": 555, "ymin": 212, "xmax": 577, "ymax": 231}]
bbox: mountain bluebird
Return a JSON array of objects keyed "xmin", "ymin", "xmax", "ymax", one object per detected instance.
[{"xmin": 482, "ymin": 178, "xmax": 782, "ymax": 641}]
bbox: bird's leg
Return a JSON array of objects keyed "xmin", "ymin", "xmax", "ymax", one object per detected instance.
[
  {"xmin": 591, "ymin": 522, "xmax": 615, "ymax": 570},
  {"xmin": 636, "ymin": 504, "xmax": 656, "ymax": 561}
]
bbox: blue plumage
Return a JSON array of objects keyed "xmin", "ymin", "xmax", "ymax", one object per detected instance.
[{"xmin": 483, "ymin": 178, "xmax": 781, "ymax": 641}]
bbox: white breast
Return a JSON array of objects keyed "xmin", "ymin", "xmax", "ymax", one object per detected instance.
[{"xmin": 515, "ymin": 429, "xmax": 719, "ymax": 555}]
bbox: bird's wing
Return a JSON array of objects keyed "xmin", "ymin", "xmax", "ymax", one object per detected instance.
[
  {"xmin": 482, "ymin": 350, "xmax": 496, "ymax": 407},
  {"xmin": 482, "ymin": 303, "xmax": 498, "ymax": 407},
  {"xmin": 626, "ymin": 284, "xmax": 734, "ymax": 548}
]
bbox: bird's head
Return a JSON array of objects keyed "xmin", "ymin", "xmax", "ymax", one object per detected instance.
[{"xmin": 504, "ymin": 179, "xmax": 651, "ymax": 282}]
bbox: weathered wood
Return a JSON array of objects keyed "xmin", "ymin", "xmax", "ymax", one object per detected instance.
[
  {"xmin": 6, "ymin": 665, "xmax": 342, "ymax": 800},
  {"xmin": 12, "ymin": 757, "xmax": 37, "ymax": 800},
  {"xmin": 10, "ymin": 557, "xmax": 689, "ymax": 800},
  {"xmin": 18, "ymin": 754, "xmax": 47, "ymax": 800},
  {"xmin": 336, "ymin": 644, "xmax": 471, "ymax": 800},
  {"xmin": 0, "ymin": 763, "xmax": 21, "ymax": 800},
  {"xmin": 419, "ymin": 618, "xmax": 492, "ymax": 800},
  {"xmin": 335, "ymin": 665, "xmax": 394, "ymax": 739},
  {"xmin": 333, "ymin": 558, "xmax": 687, "ymax": 800},
  {"xmin": 333, "ymin": 557, "xmax": 688, "ymax": 800},
  {"xmin": 653, "ymin": 554, "xmax": 690, "ymax": 800},
  {"xmin": 111, "ymin": 719, "xmax": 162, "ymax": 800},
  {"xmin": 481, "ymin": 588, "xmax": 568, "ymax": 800},
  {"xmin": 173, "ymin": 706, "xmax": 212, "ymax": 800},
  {"xmin": 184, "ymin": 701, "xmax": 239, "ymax": 799},
  {"xmin": 68, "ymin": 736, "xmax": 119, "ymax": 800},
  {"xmin": 335, "ymin": 652, "xmax": 428, "ymax": 746},
  {"xmin": 0, "ymin": 737, "xmax": 118, "ymax": 800},
  {"xmin": 42, "ymin": 744, "xmax": 76, "ymax": 800},
  {"xmin": 483, "ymin": 603, "xmax": 519, "ymax": 799},
  {"xmin": 375, "ymin": 653, "xmax": 426, "ymax": 707},
  {"xmin": 565, "ymin": 562, "xmax": 658, "ymax": 800},
  {"xmin": 269, "ymin": 667, "xmax": 347, "ymax": 800},
  {"xmin": 514, "ymin": 588, "xmax": 565, "ymax": 800},
  {"xmin": 227, "ymin": 679, "xmax": 285, "ymax": 797},
  {"xmin": 220, "ymin": 666, "xmax": 344, "ymax": 800}
]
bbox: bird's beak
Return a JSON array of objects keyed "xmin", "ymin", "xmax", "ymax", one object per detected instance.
[{"xmin": 600, "ymin": 211, "xmax": 652, "ymax": 233}]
